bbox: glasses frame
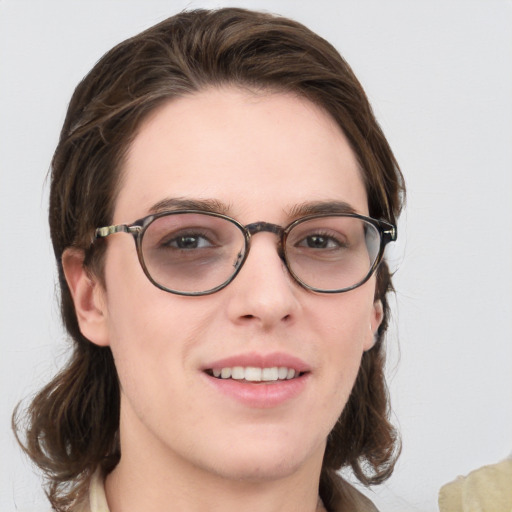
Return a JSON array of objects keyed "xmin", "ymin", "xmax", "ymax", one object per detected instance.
[{"xmin": 95, "ymin": 209, "xmax": 397, "ymax": 296}]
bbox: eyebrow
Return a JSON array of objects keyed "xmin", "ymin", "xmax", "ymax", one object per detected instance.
[
  {"xmin": 148, "ymin": 197, "xmax": 231, "ymax": 215},
  {"xmin": 287, "ymin": 200, "xmax": 358, "ymax": 218},
  {"xmin": 148, "ymin": 197, "xmax": 358, "ymax": 219}
]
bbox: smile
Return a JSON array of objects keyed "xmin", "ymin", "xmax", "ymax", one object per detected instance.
[
  {"xmin": 206, "ymin": 366, "xmax": 303, "ymax": 382},
  {"xmin": 202, "ymin": 353, "xmax": 310, "ymax": 407}
]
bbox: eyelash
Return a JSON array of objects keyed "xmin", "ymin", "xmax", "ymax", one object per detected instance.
[{"xmin": 161, "ymin": 231, "xmax": 214, "ymax": 249}]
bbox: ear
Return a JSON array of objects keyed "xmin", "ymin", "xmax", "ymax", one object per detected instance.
[
  {"xmin": 364, "ymin": 299, "xmax": 384, "ymax": 351},
  {"xmin": 62, "ymin": 248, "xmax": 110, "ymax": 347}
]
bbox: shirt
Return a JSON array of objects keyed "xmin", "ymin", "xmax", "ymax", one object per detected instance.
[
  {"xmin": 438, "ymin": 458, "xmax": 512, "ymax": 512},
  {"xmin": 74, "ymin": 469, "xmax": 377, "ymax": 512}
]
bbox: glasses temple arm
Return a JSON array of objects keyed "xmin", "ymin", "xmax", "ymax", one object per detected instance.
[
  {"xmin": 95, "ymin": 224, "xmax": 141, "ymax": 239},
  {"xmin": 381, "ymin": 224, "xmax": 397, "ymax": 244}
]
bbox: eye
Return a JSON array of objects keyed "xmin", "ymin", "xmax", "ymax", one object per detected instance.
[
  {"xmin": 297, "ymin": 233, "xmax": 346, "ymax": 249},
  {"xmin": 163, "ymin": 232, "xmax": 214, "ymax": 249}
]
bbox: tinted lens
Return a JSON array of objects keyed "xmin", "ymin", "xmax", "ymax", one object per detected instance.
[
  {"xmin": 140, "ymin": 213, "xmax": 246, "ymax": 294},
  {"xmin": 285, "ymin": 216, "xmax": 381, "ymax": 291}
]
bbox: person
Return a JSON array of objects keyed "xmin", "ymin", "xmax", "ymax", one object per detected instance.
[
  {"xmin": 439, "ymin": 457, "xmax": 512, "ymax": 512},
  {"xmin": 13, "ymin": 7, "xmax": 405, "ymax": 512}
]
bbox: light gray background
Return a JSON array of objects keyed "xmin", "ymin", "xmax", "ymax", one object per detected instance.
[{"xmin": 1, "ymin": 1, "xmax": 511, "ymax": 511}]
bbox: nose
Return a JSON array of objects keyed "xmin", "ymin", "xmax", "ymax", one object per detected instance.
[{"xmin": 225, "ymin": 233, "xmax": 301, "ymax": 329}]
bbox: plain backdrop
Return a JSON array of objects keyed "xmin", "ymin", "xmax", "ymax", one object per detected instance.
[{"xmin": 1, "ymin": 1, "xmax": 511, "ymax": 511}]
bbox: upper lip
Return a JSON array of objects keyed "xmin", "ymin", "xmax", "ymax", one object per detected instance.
[{"xmin": 202, "ymin": 351, "xmax": 310, "ymax": 372}]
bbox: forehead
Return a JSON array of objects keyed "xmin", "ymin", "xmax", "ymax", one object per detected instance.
[{"xmin": 115, "ymin": 87, "xmax": 368, "ymax": 222}]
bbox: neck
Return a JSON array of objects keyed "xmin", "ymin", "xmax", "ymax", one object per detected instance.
[
  {"xmin": 106, "ymin": 462, "xmax": 324, "ymax": 512},
  {"xmin": 105, "ymin": 407, "xmax": 325, "ymax": 512}
]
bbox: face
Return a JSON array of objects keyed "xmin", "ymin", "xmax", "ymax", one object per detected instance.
[{"xmin": 69, "ymin": 88, "xmax": 382, "ymax": 484}]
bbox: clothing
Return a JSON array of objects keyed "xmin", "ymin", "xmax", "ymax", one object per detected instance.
[
  {"xmin": 74, "ymin": 470, "xmax": 378, "ymax": 512},
  {"xmin": 74, "ymin": 471, "xmax": 109, "ymax": 512},
  {"xmin": 438, "ymin": 458, "xmax": 512, "ymax": 512}
]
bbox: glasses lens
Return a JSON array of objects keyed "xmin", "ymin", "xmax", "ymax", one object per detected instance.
[
  {"xmin": 285, "ymin": 216, "xmax": 381, "ymax": 292},
  {"xmin": 140, "ymin": 213, "xmax": 246, "ymax": 294}
]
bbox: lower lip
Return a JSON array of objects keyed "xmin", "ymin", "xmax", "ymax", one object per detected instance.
[{"xmin": 202, "ymin": 373, "xmax": 309, "ymax": 408}]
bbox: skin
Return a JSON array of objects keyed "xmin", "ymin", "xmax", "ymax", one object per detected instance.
[{"xmin": 64, "ymin": 88, "xmax": 383, "ymax": 512}]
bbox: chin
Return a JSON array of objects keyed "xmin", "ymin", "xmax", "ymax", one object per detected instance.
[
  {"xmin": 201, "ymin": 431, "xmax": 325, "ymax": 483},
  {"xmin": 209, "ymin": 454, "xmax": 309, "ymax": 483}
]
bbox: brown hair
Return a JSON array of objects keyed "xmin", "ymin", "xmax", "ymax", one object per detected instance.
[{"xmin": 14, "ymin": 8, "xmax": 405, "ymax": 511}]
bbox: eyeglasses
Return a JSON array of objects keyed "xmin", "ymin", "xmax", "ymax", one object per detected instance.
[{"xmin": 95, "ymin": 210, "xmax": 396, "ymax": 296}]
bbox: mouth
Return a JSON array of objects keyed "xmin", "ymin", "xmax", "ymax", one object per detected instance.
[
  {"xmin": 201, "ymin": 352, "xmax": 310, "ymax": 407},
  {"xmin": 205, "ymin": 366, "xmax": 306, "ymax": 382}
]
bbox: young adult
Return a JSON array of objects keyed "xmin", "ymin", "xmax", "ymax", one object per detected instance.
[{"xmin": 15, "ymin": 8, "xmax": 405, "ymax": 512}]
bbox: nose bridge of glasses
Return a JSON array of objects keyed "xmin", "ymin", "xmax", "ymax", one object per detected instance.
[
  {"xmin": 245, "ymin": 221, "xmax": 283, "ymax": 237},
  {"xmin": 244, "ymin": 221, "xmax": 286, "ymax": 261}
]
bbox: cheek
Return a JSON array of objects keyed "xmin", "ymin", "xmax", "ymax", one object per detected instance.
[
  {"xmin": 312, "ymin": 286, "xmax": 374, "ymax": 353},
  {"xmin": 100, "ymin": 247, "xmax": 186, "ymax": 385},
  {"xmin": 101, "ymin": 244, "xmax": 219, "ymax": 391},
  {"xmin": 104, "ymin": 292, "xmax": 212, "ymax": 431},
  {"xmin": 309, "ymin": 288, "xmax": 375, "ymax": 415}
]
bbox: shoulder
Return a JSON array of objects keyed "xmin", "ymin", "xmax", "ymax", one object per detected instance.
[
  {"xmin": 326, "ymin": 475, "xmax": 379, "ymax": 512},
  {"xmin": 438, "ymin": 458, "xmax": 512, "ymax": 512},
  {"xmin": 340, "ymin": 481, "xmax": 379, "ymax": 512}
]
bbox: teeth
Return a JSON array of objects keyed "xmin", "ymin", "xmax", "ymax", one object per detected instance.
[
  {"xmin": 245, "ymin": 367, "xmax": 262, "ymax": 381},
  {"xmin": 210, "ymin": 366, "xmax": 300, "ymax": 382},
  {"xmin": 232, "ymin": 367, "xmax": 245, "ymax": 380},
  {"xmin": 278, "ymin": 367, "xmax": 288, "ymax": 380},
  {"xmin": 262, "ymin": 367, "xmax": 278, "ymax": 381}
]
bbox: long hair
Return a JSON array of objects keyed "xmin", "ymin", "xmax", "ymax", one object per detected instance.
[{"xmin": 14, "ymin": 8, "xmax": 405, "ymax": 511}]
